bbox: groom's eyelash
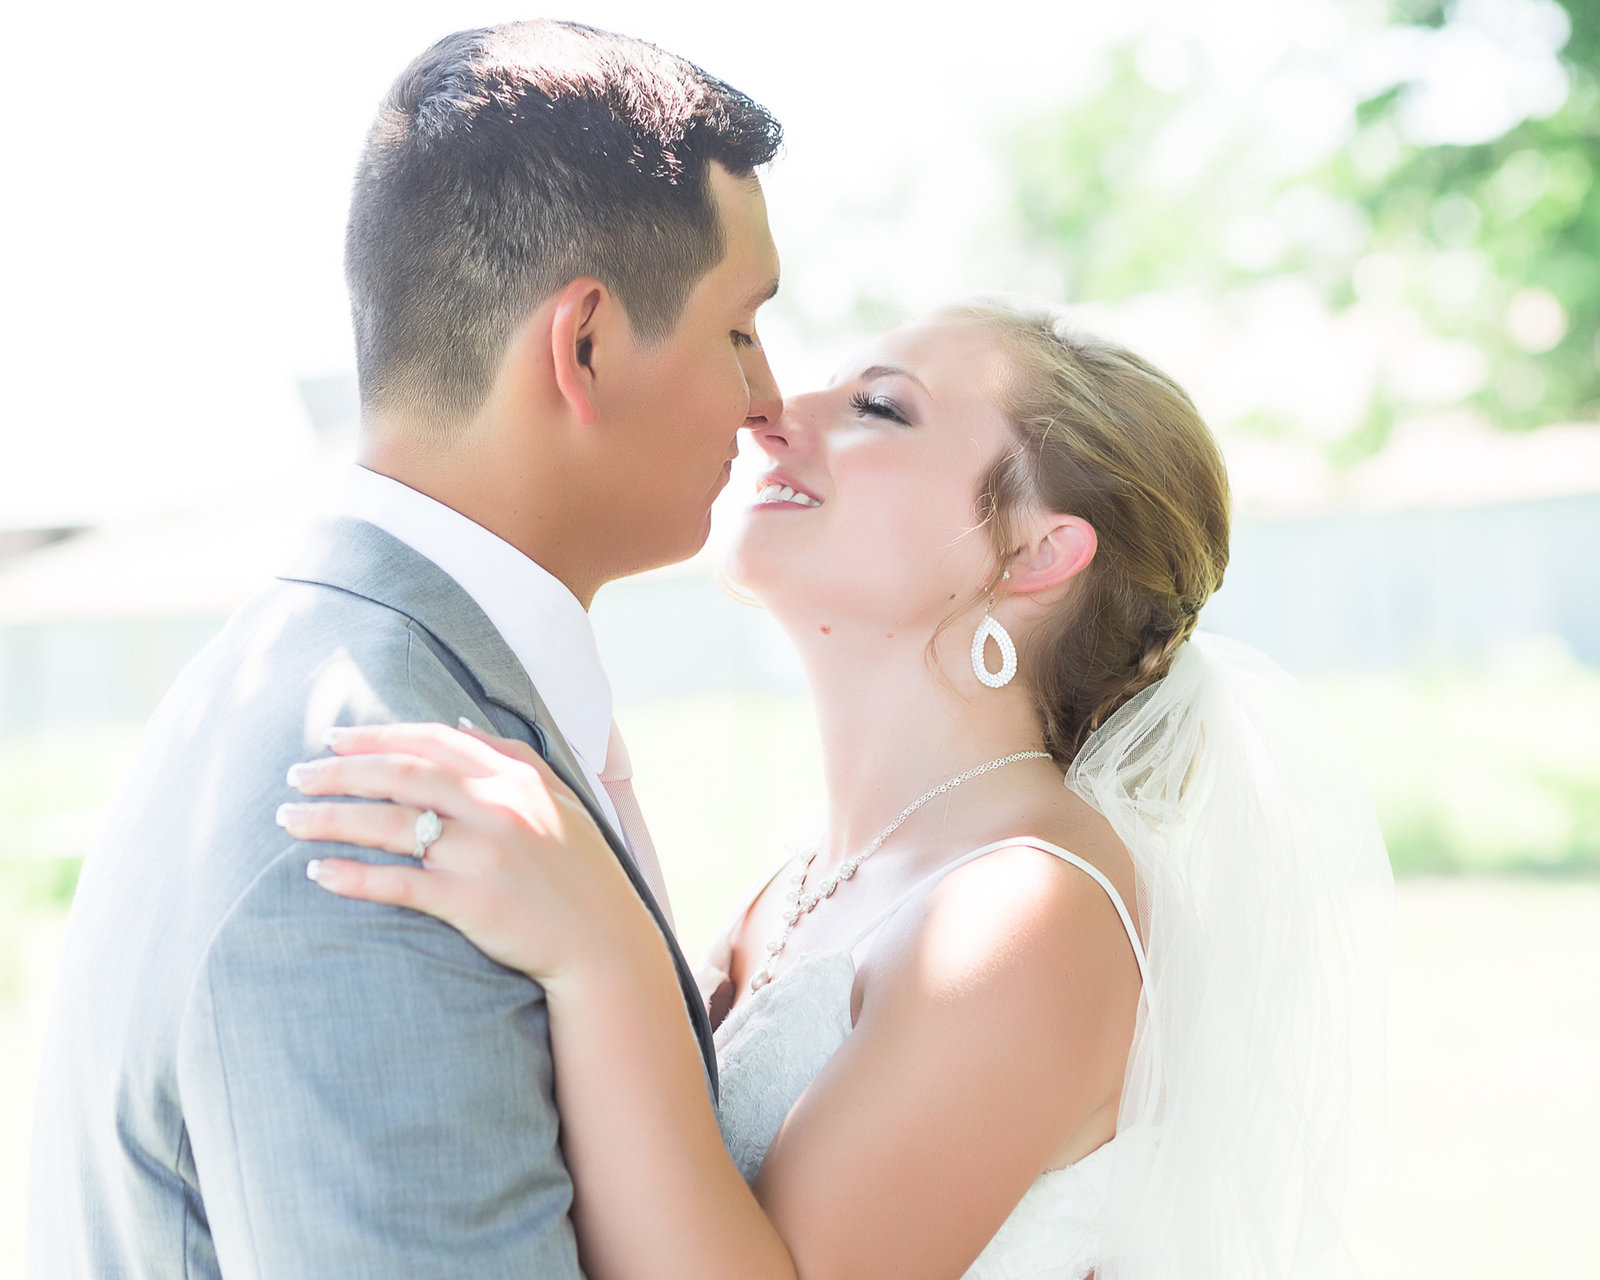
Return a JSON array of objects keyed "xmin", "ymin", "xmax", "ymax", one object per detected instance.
[
  {"xmin": 732, "ymin": 329, "xmax": 759, "ymax": 348},
  {"xmin": 849, "ymin": 391, "xmax": 911, "ymax": 426}
]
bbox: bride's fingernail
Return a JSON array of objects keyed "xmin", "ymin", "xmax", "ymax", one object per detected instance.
[
  {"xmin": 286, "ymin": 762, "xmax": 315, "ymax": 787},
  {"xmin": 458, "ymin": 716, "xmax": 476, "ymax": 731},
  {"xmin": 275, "ymin": 803, "xmax": 301, "ymax": 828},
  {"xmin": 322, "ymin": 726, "xmax": 352, "ymax": 747},
  {"xmin": 306, "ymin": 859, "xmax": 324, "ymax": 883}
]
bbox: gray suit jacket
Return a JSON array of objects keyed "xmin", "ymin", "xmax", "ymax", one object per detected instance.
[{"xmin": 28, "ymin": 518, "xmax": 716, "ymax": 1279}]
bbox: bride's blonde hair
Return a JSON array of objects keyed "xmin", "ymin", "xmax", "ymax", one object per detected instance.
[{"xmin": 944, "ymin": 300, "xmax": 1232, "ymax": 766}]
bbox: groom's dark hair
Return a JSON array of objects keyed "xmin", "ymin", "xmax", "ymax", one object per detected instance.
[{"xmin": 346, "ymin": 20, "xmax": 782, "ymax": 426}]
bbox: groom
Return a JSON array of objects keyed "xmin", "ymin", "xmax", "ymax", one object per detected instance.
[{"xmin": 29, "ymin": 20, "xmax": 781, "ymax": 1278}]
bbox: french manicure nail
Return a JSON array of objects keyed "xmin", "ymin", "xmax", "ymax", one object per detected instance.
[
  {"xmin": 275, "ymin": 803, "xmax": 298, "ymax": 828},
  {"xmin": 322, "ymin": 726, "xmax": 351, "ymax": 747},
  {"xmin": 306, "ymin": 859, "xmax": 324, "ymax": 882},
  {"xmin": 458, "ymin": 716, "xmax": 476, "ymax": 731},
  {"xmin": 286, "ymin": 763, "xmax": 308, "ymax": 787}
]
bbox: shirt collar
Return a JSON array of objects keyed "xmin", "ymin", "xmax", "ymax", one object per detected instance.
[{"xmin": 341, "ymin": 465, "xmax": 613, "ymax": 776}]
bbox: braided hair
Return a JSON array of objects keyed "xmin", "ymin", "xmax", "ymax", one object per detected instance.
[{"xmin": 947, "ymin": 301, "xmax": 1232, "ymax": 766}]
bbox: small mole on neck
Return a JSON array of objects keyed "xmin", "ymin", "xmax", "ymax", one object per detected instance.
[
  {"xmin": 885, "ymin": 633, "xmax": 894, "ymax": 639},
  {"xmin": 819, "ymin": 625, "xmax": 832, "ymax": 635}
]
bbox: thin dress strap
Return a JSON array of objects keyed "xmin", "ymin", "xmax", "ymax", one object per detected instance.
[{"xmin": 847, "ymin": 837, "xmax": 1151, "ymax": 991}]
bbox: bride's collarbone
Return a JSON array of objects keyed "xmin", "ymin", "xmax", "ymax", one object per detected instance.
[
  {"xmin": 731, "ymin": 823, "xmax": 1133, "ymax": 1009},
  {"xmin": 725, "ymin": 849, "xmax": 924, "ymax": 998},
  {"xmin": 725, "ymin": 873, "xmax": 882, "ymax": 999},
  {"xmin": 735, "ymin": 844, "xmax": 951, "ymax": 953}
]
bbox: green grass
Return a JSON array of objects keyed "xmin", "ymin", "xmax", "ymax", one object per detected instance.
[
  {"xmin": 619, "ymin": 691, "xmax": 824, "ymax": 958},
  {"xmin": 0, "ymin": 725, "xmax": 149, "ymax": 863},
  {"xmin": 3, "ymin": 649, "xmax": 1597, "ymax": 973},
  {"xmin": 2, "ymin": 672, "xmax": 1598, "ymax": 1278},
  {"xmin": 1308, "ymin": 642, "xmax": 1600, "ymax": 876}
]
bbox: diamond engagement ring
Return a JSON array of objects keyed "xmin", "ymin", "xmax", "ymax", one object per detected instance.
[{"xmin": 411, "ymin": 809, "xmax": 443, "ymax": 860}]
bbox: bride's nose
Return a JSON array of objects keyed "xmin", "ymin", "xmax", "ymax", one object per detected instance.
[
  {"xmin": 748, "ymin": 400, "xmax": 803, "ymax": 456},
  {"xmin": 748, "ymin": 389, "xmax": 829, "ymax": 458}
]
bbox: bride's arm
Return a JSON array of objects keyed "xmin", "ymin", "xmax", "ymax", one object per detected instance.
[
  {"xmin": 745, "ymin": 843, "xmax": 1139, "ymax": 1277},
  {"xmin": 547, "ymin": 921, "xmax": 793, "ymax": 1279},
  {"xmin": 282, "ymin": 723, "xmax": 1138, "ymax": 1280}
]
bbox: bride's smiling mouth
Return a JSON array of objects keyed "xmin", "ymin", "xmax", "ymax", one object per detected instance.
[{"xmin": 752, "ymin": 471, "xmax": 824, "ymax": 509}]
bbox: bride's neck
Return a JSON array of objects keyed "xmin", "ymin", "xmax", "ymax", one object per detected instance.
[{"xmin": 793, "ymin": 620, "xmax": 1047, "ymax": 864}]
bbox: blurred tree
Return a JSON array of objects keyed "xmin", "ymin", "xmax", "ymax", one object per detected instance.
[{"xmin": 1008, "ymin": 0, "xmax": 1599, "ymax": 456}]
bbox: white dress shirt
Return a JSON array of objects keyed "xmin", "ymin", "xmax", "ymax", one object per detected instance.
[{"xmin": 341, "ymin": 465, "xmax": 623, "ymax": 834}]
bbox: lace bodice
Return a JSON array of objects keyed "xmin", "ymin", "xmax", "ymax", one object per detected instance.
[{"xmin": 696, "ymin": 837, "xmax": 1151, "ymax": 1280}]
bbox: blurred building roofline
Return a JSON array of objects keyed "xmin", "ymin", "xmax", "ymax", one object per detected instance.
[
  {"xmin": 0, "ymin": 527, "xmax": 89, "ymax": 566},
  {"xmin": 6, "ymin": 419, "xmax": 1597, "ymax": 629},
  {"xmin": 1227, "ymin": 419, "xmax": 1600, "ymax": 520}
]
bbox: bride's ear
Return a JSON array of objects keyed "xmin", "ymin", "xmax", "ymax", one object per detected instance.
[{"xmin": 1006, "ymin": 514, "xmax": 1097, "ymax": 596}]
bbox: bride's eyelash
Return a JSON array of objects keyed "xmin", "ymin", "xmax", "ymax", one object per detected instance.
[{"xmin": 848, "ymin": 391, "xmax": 910, "ymax": 425}]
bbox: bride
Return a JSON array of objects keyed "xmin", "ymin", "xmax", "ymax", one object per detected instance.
[{"xmin": 277, "ymin": 299, "xmax": 1393, "ymax": 1279}]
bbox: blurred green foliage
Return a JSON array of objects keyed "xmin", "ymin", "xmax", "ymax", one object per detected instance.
[
  {"xmin": 1008, "ymin": 0, "xmax": 1599, "ymax": 454},
  {"xmin": 1334, "ymin": 0, "xmax": 1600, "ymax": 440}
]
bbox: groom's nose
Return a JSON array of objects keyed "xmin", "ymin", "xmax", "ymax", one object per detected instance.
[{"xmin": 741, "ymin": 343, "xmax": 782, "ymax": 433}]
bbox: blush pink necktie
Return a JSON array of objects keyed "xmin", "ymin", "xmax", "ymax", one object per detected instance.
[{"xmin": 598, "ymin": 721, "xmax": 676, "ymax": 934}]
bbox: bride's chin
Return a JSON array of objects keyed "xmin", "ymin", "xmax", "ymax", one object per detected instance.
[
  {"xmin": 724, "ymin": 527, "xmax": 840, "ymax": 616},
  {"xmin": 719, "ymin": 544, "xmax": 768, "ymax": 600},
  {"xmin": 722, "ymin": 551, "xmax": 812, "ymax": 619},
  {"xmin": 723, "ymin": 526, "xmax": 777, "ymax": 590}
]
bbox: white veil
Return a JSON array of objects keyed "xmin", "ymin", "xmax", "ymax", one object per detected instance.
[{"xmin": 1066, "ymin": 631, "xmax": 1393, "ymax": 1279}]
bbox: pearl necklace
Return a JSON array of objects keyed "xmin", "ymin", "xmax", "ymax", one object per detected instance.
[{"xmin": 747, "ymin": 750, "xmax": 1052, "ymax": 992}]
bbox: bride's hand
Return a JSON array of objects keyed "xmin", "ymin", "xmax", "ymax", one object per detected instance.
[{"xmin": 276, "ymin": 722, "xmax": 656, "ymax": 986}]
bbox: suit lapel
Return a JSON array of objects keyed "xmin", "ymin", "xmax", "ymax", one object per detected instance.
[
  {"xmin": 281, "ymin": 520, "xmax": 594, "ymax": 796},
  {"xmin": 279, "ymin": 518, "xmax": 719, "ymax": 1095}
]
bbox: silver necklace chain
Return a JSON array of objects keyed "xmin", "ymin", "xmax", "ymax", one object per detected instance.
[{"xmin": 747, "ymin": 750, "xmax": 1052, "ymax": 992}]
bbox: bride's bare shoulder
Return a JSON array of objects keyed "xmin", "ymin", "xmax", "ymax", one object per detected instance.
[
  {"xmin": 860, "ymin": 796, "xmax": 1141, "ymax": 1020},
  {"xmin": 839, "ymin": 811, "xmax": 1143, "ymax": 1169}
]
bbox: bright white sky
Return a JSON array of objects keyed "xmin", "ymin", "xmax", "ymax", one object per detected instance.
[
  {"xmin": 0, "ymin": 0, "xmax": 1126, "ymax": 528},
  {"xmin": 1, "ymin": 0, "xmax": 1571, "ymax": 529}
]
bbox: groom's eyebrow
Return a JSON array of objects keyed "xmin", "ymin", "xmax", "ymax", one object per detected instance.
[{"xmin": 746, "ymin": 276, "xmax": 780, "ymax": 308}]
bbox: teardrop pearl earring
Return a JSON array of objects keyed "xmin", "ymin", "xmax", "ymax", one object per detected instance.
[{"xmin": 971, "ymin": 570, "xmax": 1017, "ymax": 688}]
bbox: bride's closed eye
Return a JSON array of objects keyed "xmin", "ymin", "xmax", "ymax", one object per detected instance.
[{"xmin": 849, "ymin": 390, "xmax": 912, "ymax": 426}]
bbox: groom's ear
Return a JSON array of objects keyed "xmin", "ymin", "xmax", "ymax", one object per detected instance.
[
  {"xmin": 1006, "ymin": 514, "xmax": 1097, "ymax": 597},
  {"xmin": 549, "ymin": 277, "xmax": 612, "ymax": 427}
]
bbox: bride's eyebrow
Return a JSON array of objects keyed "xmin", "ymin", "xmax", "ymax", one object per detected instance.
[{"xmin": 831, "ymin": 364, "xmax": 934, "ymax": 398}]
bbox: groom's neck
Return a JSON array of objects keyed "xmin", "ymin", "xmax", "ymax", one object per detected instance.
[{"xmin": 358, "ymin": 419, "xmax": 607, "ymax": 609}]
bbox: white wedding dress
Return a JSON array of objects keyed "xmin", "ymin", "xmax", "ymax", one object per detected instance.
[
  {"xmin": 696, "ymin": 836, "xmax": 1153, "ymax": 1280},
  {"xmin": 694, "ymin": 636, "xmax": 1391, "ymax": 1279}
]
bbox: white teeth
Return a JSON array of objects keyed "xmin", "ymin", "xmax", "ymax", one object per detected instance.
[{"xmin": 756, "ymin": 483, "xmax": 820, "ymax": 507}]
